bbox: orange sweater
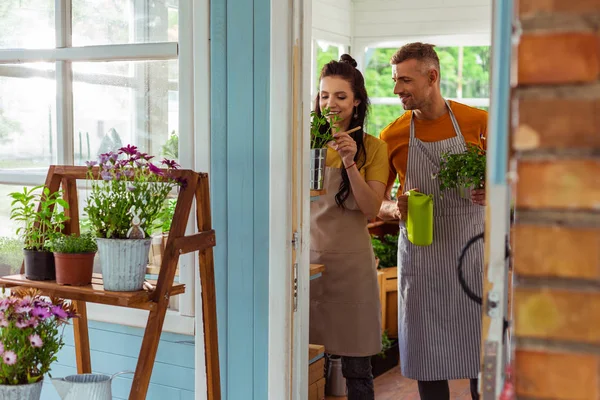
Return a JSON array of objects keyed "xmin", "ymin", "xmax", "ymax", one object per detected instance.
[{"xmin": 379, "ymin": 100, "xmax": 488, "ymax": 190}]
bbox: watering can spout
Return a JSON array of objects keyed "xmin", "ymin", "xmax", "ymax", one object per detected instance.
[{"xmin": 51, "ymin": 377, "xmax": 72, "ymax": 399}]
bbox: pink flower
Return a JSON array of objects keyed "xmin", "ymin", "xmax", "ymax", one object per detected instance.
[
  {"xmin": 148, "ymin": 163, "xmax": 164, "ymax": 176},
  {"xmin": 15, "ymin": 318, "xmax": 29, "ymax": 328},
  {"xmin": 28, "ymin": 318, "xmax": 39, "ymax": 328},
  {"xmin": 119, "ymin": 144, "xmax": 138, "ymax": 156},
  {"xmin": 28, "ymin": 334, "xmax": 43, "ymax": 348},
  {"xmin": 85, "ymin": 160, "xmax": 98, "ymax": 168},
  {"xmin": 160, "ymin": 158, "xmax": 180, "ymax": 169},
  {"xmin": 2, "ymin": 351, "xmax": 17, "ymax": 365},
  {"xmin": 15, "ymin": 305, "xmax": 32, "ymax": 314},
  {"xmin": 0, "ymin": 319, "xmax": 8, "ymax": 328},
  {"xmin": 51, "ymin": 305, "xmax": 68, "ymax": 320},
  {"xmin": 0, "ymin": 298, "xmax": 11, "ymax": 311},
  {"xmin": 0, "ymin": 341, "xmax": 4, "ymax": 355}
]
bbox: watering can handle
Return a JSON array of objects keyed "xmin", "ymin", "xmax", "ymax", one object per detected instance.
[{"xmin": 110, "ymin": 371, "xmax": 135, "ymax": 381}]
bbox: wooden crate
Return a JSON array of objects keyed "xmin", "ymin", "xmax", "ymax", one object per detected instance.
[
  {"xmin": 378, "ymin": 267, "xmax": 398, "ymax": 338},
  {"xmin": 309, "ymin": 377, "xmax": 326, "ymax": 400}
]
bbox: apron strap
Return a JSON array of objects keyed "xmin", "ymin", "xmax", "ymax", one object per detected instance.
[{"xmin": 409, "ymin": 99, "xmax": 464, "ymax": 140}]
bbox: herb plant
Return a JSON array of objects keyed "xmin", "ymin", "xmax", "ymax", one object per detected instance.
[
  {"xmin": 371, "ymin": 233, "xmax": 398, "ymax": 269},
  {"xmin": 0, "ymin": 288, "xmax": 76, "ymax": 385},
  {"xmin": 153, "ymin": 198, "xmax": 177, "ymax": 233},
  {"xmin": 8, "ymin": 186, "xmax": 69, "ymax": 251},
  {"xmin": 437, "ymin": 144, "xmax": 486, "ymax": 193},
  {"xmin": 47, "ymin": 233, "xmax": 98, "ymax": 254},
  {"xmin": 310, "ymin": 107, "xmax": 341, "ymax": 149}
]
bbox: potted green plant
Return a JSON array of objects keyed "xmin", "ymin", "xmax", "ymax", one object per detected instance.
[
  {"xmin": 47, "ymin": 233, "xmax": 97, "ymax": 286},
  {"xmin": 310, "ymin": 107, "xmax": 340, "ymax": 191},
  {"xmin": 84, "ymin": 145, "xmax": 184, "ymax": 291},
  {"xmin": 8, "ymin": 186, "xmax": 69, "ymax": 281},
  {"xmin": 0, "ymin": 288, "xmax": 76, "ymax": 400},
  {"xmin": 437, "ymin": 143, "xmax": 486, "ymax": 199},
  {"xmin": 371, "ymin": 233, "xmax": 398, "ymax": 269}
]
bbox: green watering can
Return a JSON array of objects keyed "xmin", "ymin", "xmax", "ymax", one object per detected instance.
[{"xmin": 406, "ymin": 190, "xmax": 434, "ymax": 246}]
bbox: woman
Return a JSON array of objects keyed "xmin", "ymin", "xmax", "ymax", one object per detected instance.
[{"xmin": 310, "ymin": 54, "xmax": 389, "ymax": 400}]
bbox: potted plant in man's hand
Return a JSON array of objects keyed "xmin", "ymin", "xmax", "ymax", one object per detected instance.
[
  {"xmin": 47, "ymin": 233, "xmax": 97, "ymax": 286},
  {"xmin": 310, "ymin": 107, "xmax": 340, "ymax": 192},
  {"xmin": 436, "ymin": 144, "xmax": 486, "ymax": 199},
  {"xmin": 8, "ymin": 186, "xmax": 69, "ymax": 281}
]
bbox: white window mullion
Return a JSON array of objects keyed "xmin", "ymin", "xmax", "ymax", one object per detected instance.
[
  {"xmin": 178, "ymin": 0, "xmax": 195, "ymax": 318},
  {"xmin": 56, "ymin": 0, "xmax": 73, "ymax": 165}
]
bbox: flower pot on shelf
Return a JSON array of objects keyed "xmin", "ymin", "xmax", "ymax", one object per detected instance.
[
  {"xmin": 96, "ymin": 238, "xmax": 152, "ymax": 292},
  {"xmin": 54, "ymin": 252, "xmax": 95, "ymax": 286},
  {"xmin": 0, "ymin": 380, "xmax": 43, "ymax": 400},
  {"xmin": 23, "ymin": 249, "xmax": 55, "ymax": 281},
  {"xmin": 310, "ymin": 148, "xmax": 327, "ymax": 191}
]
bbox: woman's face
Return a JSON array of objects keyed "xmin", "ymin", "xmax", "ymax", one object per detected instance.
[{"xmin": 319, "ymin": 76, "xmax": 360, "ymax": 129}]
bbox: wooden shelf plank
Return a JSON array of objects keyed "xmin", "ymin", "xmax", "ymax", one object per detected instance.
[
  {"xmin": 0, "ymin": 274, "xmax": 185, "ymax": 310},
  {"xmin": 309, "ymin": 344, "xmax": 325, "ymax": 363},
  {"xmin": 310, "ymin": 264, "xmax": 325, "ymax": 277}
]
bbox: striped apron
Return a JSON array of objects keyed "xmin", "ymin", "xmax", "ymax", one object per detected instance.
[{"xmin": 397, "ymin": 100, "xmax": 484, "ymax": 380}]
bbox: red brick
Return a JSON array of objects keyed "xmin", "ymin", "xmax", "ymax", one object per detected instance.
[
  {"xmin": 515, "ymin": 349, "xmax": 599, "ymax": 399},
  {"xmin": 517, "ymin": 33, "xmax": 600, "ymax": 85},
  {"xmin": 516, "ymin": 159, "xmax": 600, "ymax": 210},
  {"xmin": 513, "ymin": 98, "xmax": 600, "ymax": 150},
  {"xmin": 513, "ymin": 224, "xmax": 600, "ymax": 279},
  {"xmin": 519, "ymin": 0, "xmax": 600, "ymax": 17}
]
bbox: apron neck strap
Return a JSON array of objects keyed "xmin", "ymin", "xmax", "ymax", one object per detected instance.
[{"xmin": 409, "ymin": 99, "xmax": 462, "ymax": 139}]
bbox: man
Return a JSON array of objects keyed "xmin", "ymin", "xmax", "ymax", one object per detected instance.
[{"xmin": 378, "ymin": 42, "xmax": 487, "ymax": 400}]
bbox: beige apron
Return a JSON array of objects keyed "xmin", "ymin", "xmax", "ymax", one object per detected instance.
[{"xmin": 310, "ymin": 167, "xmax": 382, "ymax": 357}]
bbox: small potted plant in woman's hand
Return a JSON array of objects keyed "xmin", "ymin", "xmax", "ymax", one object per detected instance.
[
  {"xmin": 436, "ymin": 144, "xmax": 486, "ymax": 199},
  {"xmin": 0, "ymin": 288, "xmax": 76, "ymax": 400},
  {"xmin": 47, "ymin": 233, "xmax": 97, "ymax": 286},
  {"xmin": 310, "ymin": 107, "xmax": 341, "ymax": 192},
  {"xmin": 8, "ymin": 186, "xmax": 69, "ymax": 281}
]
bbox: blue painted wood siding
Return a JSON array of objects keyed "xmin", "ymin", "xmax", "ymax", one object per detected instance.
[
  {"xmin": 40, "ymin": 321, "xmax": 195, "ymax": 400},
  {"xmin": 211, "ymin": 0, "xmax": 271, "ymax": 398}
]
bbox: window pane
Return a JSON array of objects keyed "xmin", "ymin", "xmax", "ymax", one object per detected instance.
[
  {"xmin": 72, "ymin": 0, "xmax": 179, "ymax": 46},
  {"xmin": 364, "ymin": 48, "xmax": 395, "ymax": 98},
  {"xmin": 0, "ymin": 65, "xmax": 57, "ymax": 170},
  {"xmin": 462, "ymin": 46, "xmax": 491, "ymax": 98},
  {"xmin": 72, "ymin": 60, "xmax": 179, "ymax": 165},
  {"xmin": 366, "ymin": 104, "xmax": 404, "ymax": 138},
  {"xmin": 315, "ymin": 41, "xmax": 341, "ymax": 91},
  {"xmin": 0, "ymin": 0, "xmax": 55, "ymax": 49}
]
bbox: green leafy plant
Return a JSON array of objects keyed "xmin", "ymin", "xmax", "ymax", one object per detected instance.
[
  {"xmin": 0, "ymin": 288, "xmax": 76, "ymax": 385},
  {"xmin": 371, "ymin": 233, "xmax": 398, "ymax": 269},
  {"xmin": 47, "ymin": 233, "xmax": 98, "ymax": 254},
  {"xmin": 310, "ymin": 107, "xmax": 341, "ymax": 149},
  {"xmin": 153, "ymin": 198, "xmax": 177, "ymax": 233},
  {"xmin": 0, "ymin": 237, "xmax": 23, "ymax": 273},
  {"xmin": 8, "ymin": 186, "xmax": 69, "ymax": 251},
  {"xmin": 377, "ymin": 330, "xmax": 393, "ymax": 358},
  {"xmin": 161, "ymin": 131, "xmax": 178, "ymax": 160},
  {"xmin": 437, "ymin": 144, "xmax": 486, "ymax": 193},
  {"xmin": 84, "ymin": 144, "xmax": 184, "ymax": 239}
]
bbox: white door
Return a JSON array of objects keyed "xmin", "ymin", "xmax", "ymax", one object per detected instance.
[{"xmin": 269, "ymin": 0, "xmax": 312, "ymax": 398}]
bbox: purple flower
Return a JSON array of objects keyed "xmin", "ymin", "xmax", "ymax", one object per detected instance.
[
  {"xmin": 85, "ymin": 160, "xmax": 98, "ymax": 168},
  {"xmin": 0, "ymin": 341, "xmax": 4, "ymax": 355},
  {"xmin": 148, "ymin": 163, "xmax": 164, "ymax": 176},
  {"xmin": 28, "ymin": 334, "xmax": 43, "ymax": 348},
  {"xmin": 15, "ymin": 305, "xmax": 32, "ymax": 314},
  {"xmin": 175, "ymin": 176, "xmax": 188, "ymax": 189},
  {"xmin": 127, "ymin": 185, "xmax": 135, "ymax": 192},
  {"xmin": 123, "ymin": 169, "xmax": 134, "ymax": 178},
  {"xmin": 31, "ymin": 306, "xmax": 51, "ymax": 320},
  {"xmin": 28, "ymin": 318, "xmax": 39, "ymax": 328},
  {"xmin": 0, "ymin": 319, "xmax": 8, "ymax": 328},
  {"xmin": 99, "ymin": 153, "xmax": 111, "ymax": 164},
  {"xmin": 100, "ymin": 171, "xmax": 113, "ymax": 181},
  {"xmin": 3, "ymin": 351, "xmax": 17, "ymax": 365},
  {"xmin": 119, "ymin": 144, "xmax": 138, "ymax": 156},
  {"xmin": 51, "ymin": 305, "xmax": 68, "ymax": 320},
  {"xmin": 161, "ymin": 158, "xmax": 180, "ymax": 169},
  {"xmin": 0, "ymin": 298, "xmax": 11, "ymax": 311},
  {"xmin": 136, "ymin": 152, "xmax": 154, "ymax": 162},
  {"xmin": 109, "ymin": 153, "xmax": 119, "ymax": 163}
]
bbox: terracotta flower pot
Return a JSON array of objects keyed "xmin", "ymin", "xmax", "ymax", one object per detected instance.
[{"xmin": 54, "ymin": 252, "xmax": 96, "ymax": 286}]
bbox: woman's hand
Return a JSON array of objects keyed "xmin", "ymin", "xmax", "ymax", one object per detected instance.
[{"xmin": 330, "ymin": 132, "xmax": 357, "ymax": 167}]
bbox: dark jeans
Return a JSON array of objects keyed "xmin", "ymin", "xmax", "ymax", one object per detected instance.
[
  {"xmin": 417, "ymin": 379, "xmax": 480, "ymax": 400},
  {"xmin": 326, "ymin": 354, "xmax": 374, "ymax": 400}
]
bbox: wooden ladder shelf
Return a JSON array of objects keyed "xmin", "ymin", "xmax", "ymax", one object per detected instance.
[{"xmin": 0, "ymin": 165, "xmax": 221, "ymax": 400}]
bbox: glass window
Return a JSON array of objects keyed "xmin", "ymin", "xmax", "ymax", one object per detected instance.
[
  {"xmin": 366, "ymin": 104, "xmax": 404, "ymax": 138},
  {"xmin": 72, "ymin": 0, "xmax": 179, "ymax": 46},
  {"xmin": 0, "ymin": 0, "xmax": 55, "ymax": 49},
  {"xmin": 0, "ymin": 65, "xmax": 57, "ymax": 170}
]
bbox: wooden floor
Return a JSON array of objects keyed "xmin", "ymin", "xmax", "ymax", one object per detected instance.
[{"xmin": 326, "ymin": 368, "xmax": 472, "ymax": 400}]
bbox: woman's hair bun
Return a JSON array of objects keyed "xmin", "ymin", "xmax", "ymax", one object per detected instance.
[{"xmin": 339, "ymin": 54, "xmax": 357, "ymax": 68}]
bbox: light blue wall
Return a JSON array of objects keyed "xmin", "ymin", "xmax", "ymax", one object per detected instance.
[
  {"xmin": 41, "ymin": 321, "xmax": 195, "ymax": 400},
  {"xmin": 210, "ymin": 0, "xmax": 271, "ymax": 398}
]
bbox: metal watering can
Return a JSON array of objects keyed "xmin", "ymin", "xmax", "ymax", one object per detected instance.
[{"xmin": 52, "ymin": 371, "xmax": 133, "ymax": 400}]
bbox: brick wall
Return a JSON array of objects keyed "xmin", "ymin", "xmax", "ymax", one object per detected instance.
[{"xmin": 512, "ymin": 1, "xmax": 600, "ymax": 399}]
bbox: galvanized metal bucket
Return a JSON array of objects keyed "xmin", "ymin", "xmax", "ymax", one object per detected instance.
[
  {"xmin": 52, "ymin": 371, "xmax": 133, "ymax": 400},
  {"xmin": 0, "ymin": 380, "xmax": 43, "ymax": 400},
  {"xmin": 96, "ymin": 238, "xmax": 152, "ymax": 291},
  {"xmin": 310, "ymin": 148, "xmax": 327, "ymax": 191}
]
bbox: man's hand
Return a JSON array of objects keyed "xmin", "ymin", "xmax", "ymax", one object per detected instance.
[{"xmin": 471, "ymin": 188, "xmax": 485, "ymax": 206}]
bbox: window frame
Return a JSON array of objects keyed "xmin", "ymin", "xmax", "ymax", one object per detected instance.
[{"xmin": 0, "ymin": 0, "xmax": 197, "ymax": 335}]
